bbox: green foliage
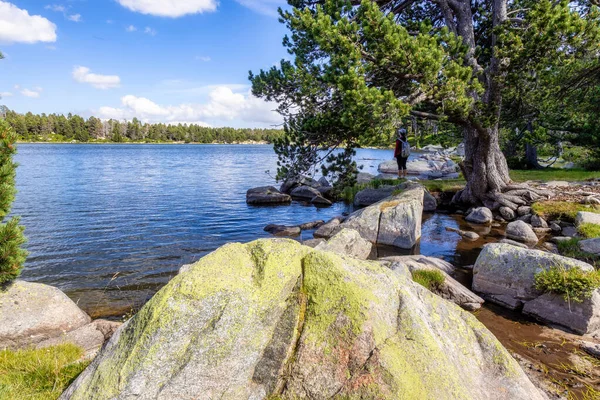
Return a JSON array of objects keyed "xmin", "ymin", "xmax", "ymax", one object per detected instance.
[
  {"xmin": 0, "ymin": 119, "xmax": 27, "ymax": 284},
  {"xmin": 556, "ymin": 238, "xmax": 600, "ymax": 269},
  {"xmin": 411, "ymin": 269, "xmax": 445, "ymax": 291},
  {"xmin": 534, "ymin": 266, "xmax": 600, "ymax": 303},
  {"xmin": 578, "ymin": 223, "xmax": 600, "ymax": 239},
  {"xmin": 531, "ymin": 201, "xmax": 600, "ymax": 222},
  {"xmin": 0, "ymin": 344, "xmax": 89, "ymax": 400},
  {"xmin": 3, "ymin": 110, "xmax": 284, "ymax": 144},
  {"xmin": 509, "ymin": 169, "xmax": 600, "ymax": 182}
]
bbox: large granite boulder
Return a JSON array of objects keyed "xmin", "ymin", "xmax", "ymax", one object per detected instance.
[
  {"xmin": 0, "ymin": 281, "xmax": 91, "ymax": 349},
  {"xmin": 61, "ymin": 239, "xmax": 544, "ymax": 400},
  {"xmin": 315, "ymin": 228, "xmax": 372, "ymax": 260},
  {"xmin": 340, "ymin": 184, "xmax": 423, "ymax": 249},
  {"xmin": 246, "ymin": 186, "xmax": 291, "ymax": 205},
  {"xmin": 576, "ymin": 211, "xmax": 600, "ymax": 226},
  {"xmin": 473, "ymin": 243, "xmax": 594, "ymax": 310}
]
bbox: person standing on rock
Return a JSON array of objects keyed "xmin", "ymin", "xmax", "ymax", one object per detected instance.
[{"xmin": 394, "ymin": 128, "xmax": 410, "ymax": 178}]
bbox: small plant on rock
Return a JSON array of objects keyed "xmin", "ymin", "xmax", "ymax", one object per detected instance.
[
  {"xmin": 411, "ymin": 269, "xmax": 445, "ymax": 291},
  {"xmin": 534, "ymin": 266, "xmax": 600, "ymax": 304}
]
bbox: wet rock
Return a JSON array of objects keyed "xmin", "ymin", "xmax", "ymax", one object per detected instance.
[
  {"xmin": 315, "ymin": 228, "xmax": 372, "ymax": 260},
  {"xmin": 61, "ymin": 239, "xmax": 545, "ymax": 400},
  {"xmin": 423, "ymin": 190, "xmax": 437, "ymax": 212},
  {"xmin": 473, "ymin": 243, "xmax": 594, "ymax": 310},
  {"xmin": 446, "ymin": 227, "xmax": 479, "ymax": 241},
  {"xmin": 353, "ymin": 187, "xmax": 395, "ymax": 207},
  {"xmin": 499, "ymin": 207, "xmax": 516, "ymax": 221},
  {"xmin": 517, "ymin": 206, "xmax": 532, "ymax": 216},
  {"xmin": 531, "ymin": 215, "xmax": 548, "ymax": 229},
  {"xmin": 506, "ymin": 220, "xmax": 539, "ymax": 244},
  {"xmin": 313, "ymin": 216, "xmax": 344, "ymax": 239},
  {"xmin": 581, "ymin": 341, "xmax": 600, "ymax": 358},
  {"xmin": 299, "ymin": 220, "xmax": 325, "ymax": 231},
  {"xmin": 385, "ymin": 256, "xmax": 484, "ymax": 311},
  {"xmin": 522, "ymin": 290, "xmax": 600, "ymax": 335},
  {"xmin": 576, "ymin": 211, "xmax": 600, "ymax": 226},
  {"xmin": 290, "ymin": 185, "xmax": 321, "ymax": 200},
  {"xmin": 579, "ymin": 238, "xmax": 600, "ymax": 255},
  {"xmin": 466, "ymin": 207, "xmax": 493, "ymax": 225},
  {"xmin": 0, "ymin": 281, "xmax": 92, "ymax": 349},
  {"xmin": 498, "ymin": 239, "xmax": 529, "ymax": 249},
  {"xmin": 340, "ymin": 184, "xmax": 423, "ymax": 249},
  {"xmin": 264, "ymin": 224, "xmax": 301, "ymax": 237},
  {"xmin": 246, "ymin": 186, "xmax": 291, "ymax": 205},
  {"xmin": 310, "ymin": 195, "xmax": 332, "ymax": 206}
]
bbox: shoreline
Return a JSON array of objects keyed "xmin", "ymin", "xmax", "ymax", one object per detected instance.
[{"xmin": 17, "ymin": 141, "xmax": 274, "ymax": 145}]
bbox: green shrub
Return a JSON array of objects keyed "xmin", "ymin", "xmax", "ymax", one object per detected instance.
[
  {"xmin": 0, "ymin": 119, "xmax": 28, "ymax": 284},
  {"xmin": 578, "ymin": 223, "xmax": 600, "ymax": 239},
  {"xmin": 411, "ymin": 269, "xmax": 445, "ymax": 291},
  {"xmin": 0, "ymin": 344, "xmax": 89, "ymax": 400},
  {"xmin": 534, "ymin": 266, "xmax": 600, "ymax": 303}
]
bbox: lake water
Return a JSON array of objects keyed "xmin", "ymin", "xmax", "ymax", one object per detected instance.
[{"xmin": 10, "ymin": 144, "xmax": 398, "ymax": 317}]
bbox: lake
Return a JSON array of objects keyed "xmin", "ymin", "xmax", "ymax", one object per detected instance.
[{"xmin": 11, "ymin": 144, "xmax": 401, "ymax": 317}]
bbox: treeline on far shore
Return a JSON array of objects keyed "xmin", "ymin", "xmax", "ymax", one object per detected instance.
[{"xmin": 2, "ymin": 110, "xmax": 284, "ymax": 144}]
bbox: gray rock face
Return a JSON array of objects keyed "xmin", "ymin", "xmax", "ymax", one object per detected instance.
[
  {"xmin": 246, "ymin": 186, "xmax": 291, "ymax": 205},
  {"xmin": 37, "ymin": 319, "xmax": 122, "ymax": 358},
  {"xmin": 311, "ymin": 195, "xmax": 332, "ymax": 206},
  {"xmin": 576, "ymin": 211, "xmax": 600, "ymax": 226},
  {"xmin": 302, "ymin": 238, "xmax": 325, "ymax": 248},
  {"xmin": 517, "ymin": 206, "xmax": 532, "ymax": 216},
  {"xmin": 498, "ymin": 239, "xmax": 529, "ymax": 249},
  {"xmin": 506, "ymin": 220, "xmax": 539, "ymax": 243},
  {"xmin": 423, "ymin": 190, "xmax": 437, "ymax": 212},
  {"xmin": 499, "ymin": 207, "xmax": 516, "ymax": 221},
  {"xmin": 446, "ymin": 227, "xmax": 479, "ymax": 241},
  {"xmin": 264, "ymin": 224, "xmax": 301, "ymax": 237},
  {"xmin": 550, "ymin": 223, "xmax": 562, "ymax": 234},
  {"xmin": 562, "ymin": 226, "xmax": 578, "ymax": 237},
  {"xmin": 290, "ymin": 185, "xmax": 322, "ymax": 200},
  {"xmin": 298, "ymin": 220, "xmax": 324, "ymax": 231},
  {"xmin": 313, "ymin": 216, "xmax": 344, "ymax": 239},
  {"xmin": 353, "ymin": 187, "xmax": 395, "ymax": 207},
  {"xmin": 317, "ymin": 176, "xmax": 331, "ymax": 187},
  {"xmin": 0, "ymin": 281, "xmax": 91, "ymax": 349},
  {"xmin": 61, "ymin": 239, "xmax": 545, "ymax": 400},
  {"xmin": 355, "ymin": 172, "xmax": 375, "ymax": 184},
  {"xmin": 473, "ymin": 243, "xmax": 594, "ymax": 309},
  {"xmin": 522, "ymin": 291, "xmax": 600, "ymax": 335},
  {"xmin": 341, "ymin": 185, "xmax": 423, "ymax": 249},
  {"xmin": 315, "ymin": 228, "xmax": 372, "ymax": 260},
  {"xmin": 384, "ymin": 256, "xmax": 484, "ymax": 311},
  {"xmin": 466, "ymin": 207, "xmax": 493, "ymax": 224},
  {"xmin": 581, "ymin": 341, "xmax": 600, "ymax": 358},
  {"xmin": 580, "ymin": 238, "xmax": 600, "ymax": 255},
  {"xmin": 280, "ymin": 175, "xmax": 320, "ymax": 194},
  {"xmin": 531, "ymin": 215, "xmax": 548, "ymax": 229}
]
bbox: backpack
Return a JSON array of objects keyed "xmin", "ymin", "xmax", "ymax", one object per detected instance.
[{"xmin": 401, "ymin": 140, "xmax": 411, "ymax": 158}]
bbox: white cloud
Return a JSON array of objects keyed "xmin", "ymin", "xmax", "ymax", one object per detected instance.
[
  {"xmin": 45, "ymin": 4, "xmax": 66, "ymax": 12},
  {"xmin": 116, "ymin": 0, "xmax": 217, "ymax": 18},
  {"xmin": 68, "ymin": 13, "xmax": 82, "ymax": 22},
  {"xmin": 0, "ymin": 1, "xmax": 57, "ymax": 44},
  {"xmin": 126, "ymin": 25, "xmax": 137, "ymax": 32},
  {"xmin": 195, "ymin": 56, "xmax": 211, "ymax": 62},
  {"xmin": 72, "ymin": 66, "xmax": 121, "ymax": 89},
  {"xmin": 21, "ymin": 88, "xmax": 41, "ymax": 98},
  {"xmin": 97, "ymin": 86, "xmax": 281, "ymax": 127},
  {"xmin": 144, "ymin": 27, "xmax": 157, "ymax": 36},
  {"xmin": 0, "ymin": 91, "xmax": 13, "ymax": 98}
]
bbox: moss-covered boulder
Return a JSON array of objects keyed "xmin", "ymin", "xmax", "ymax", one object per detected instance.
[{"xmin": 61, "ymin": 239, "xmax": 544, "ymax": 400}]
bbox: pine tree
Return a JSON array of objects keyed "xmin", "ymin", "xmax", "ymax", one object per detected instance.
[{"xmin": 0, "ymin": 119, "xmax": 27, "ymax": 284}]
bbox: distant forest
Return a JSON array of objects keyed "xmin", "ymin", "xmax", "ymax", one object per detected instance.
[{"xmin": 1, "ymin": 109, "xmax": 284, "ymax": 144}]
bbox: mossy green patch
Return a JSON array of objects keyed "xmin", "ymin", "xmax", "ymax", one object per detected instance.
[
  {"xmin": 411, "ymin": 269, "xmax": 445, "ymax": 291},
  {"xmin": 532, "ymin": 201, "xmax": 600, "ymax": 222},
  {"xmin": 578, "ymin": 222, "xmax": 600, "ymax": 239},
  {"xmin": 0, "ymin": 344, "xmax": 88, "ymax": 400},
  {"xmin": 535, "ymin": 266, "xmax": 600, "ymax": 303}
]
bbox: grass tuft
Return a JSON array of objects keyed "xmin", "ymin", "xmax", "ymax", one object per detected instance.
[
  {"xmin": 531, "ymin": 201, "xmax": 600, "ymax": 222},
  {"xmin": 411, "ymin": 269, "xmax": 445, "ymax": 291},
  {"xmin": 509, "ymin": 169, "xmax": 600, "ymax": 182},
  {"xmin": 534, "ymin": 266, "xmax": 600, "ymax": 303},
  {"xmin": 556, "ymin": 238, "xmax": 600, "ymax": 268},
  {"xmin": 0, "ymin": 344, "xmax": 89, "ymax": 400},
  {"xmin": 578, "ymin": 222, "xmax": 600, "ymax": 239}
]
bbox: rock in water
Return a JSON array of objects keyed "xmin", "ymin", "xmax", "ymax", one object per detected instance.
[
  {"xmin": 465, "ymin": 207, "xmax": 493, "ymax": 224},
  {"xmin": 246, "ymin": 186, "xmax": 291, "ymax": 205},
  {"xmin": 315, "ymin": 228, "xmax": 372, "ymax": 260},
  {"xmin": 341, "ymin": 184, "xmax": 423, "ymax": 249},
  {"xmin": 0, "ymin": 281, "xmax": 91, "ymax": 349},
  {"xmin": 61, "ymin": 239, "xmax": 544, "ymax": 400},
  {"xmin": 505, "ymin": 220, "xmax": 539, "ymax": 244}
]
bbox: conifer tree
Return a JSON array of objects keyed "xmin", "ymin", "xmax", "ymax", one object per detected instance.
[{"xmin": 0, "ymin": 118, "xmax": 27, "ymax": 284}]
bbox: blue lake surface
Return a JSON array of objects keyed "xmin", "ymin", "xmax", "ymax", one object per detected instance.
[{"xmin": 12, "ymin": 144, "xmax": 490, "ymax": 318}]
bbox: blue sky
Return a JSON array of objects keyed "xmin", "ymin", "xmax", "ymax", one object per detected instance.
[{"xmin": 0, "ymin": 0, "xmax": 289, "ymax": 128}]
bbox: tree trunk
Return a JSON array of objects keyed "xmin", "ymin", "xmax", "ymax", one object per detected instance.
[
  {"xmin": 454, "ymin": 124, "xmax": 511, "ymax": 206},
  {"xmin": 525, "ymin": 144, "xmax": 542, "ymax": 169}
]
